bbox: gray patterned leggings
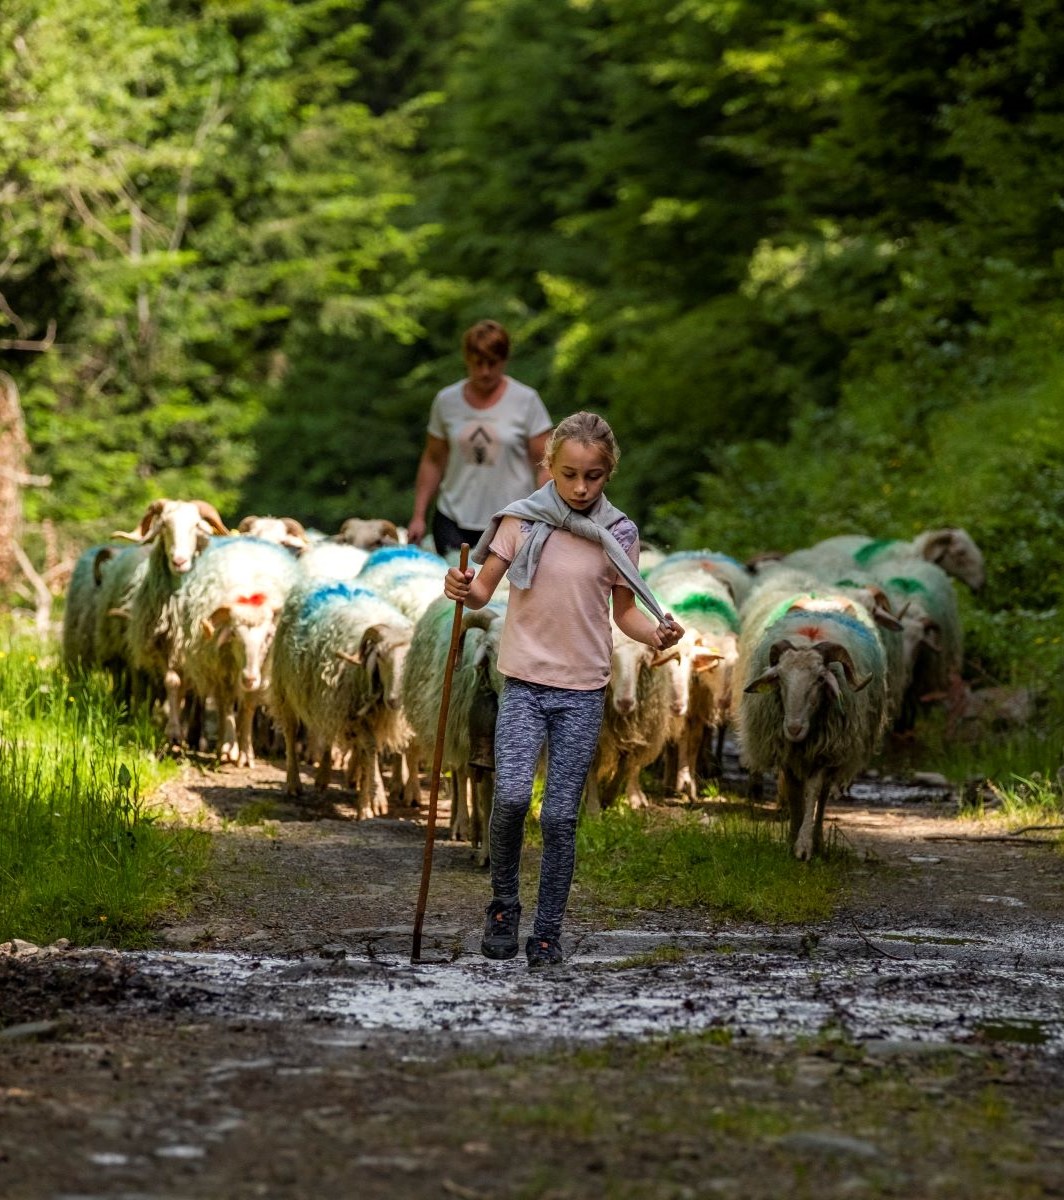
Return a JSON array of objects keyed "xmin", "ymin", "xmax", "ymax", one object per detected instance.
[{"xmin": 490, "ymin": 677, "xmax": 606, "ymax": 941}]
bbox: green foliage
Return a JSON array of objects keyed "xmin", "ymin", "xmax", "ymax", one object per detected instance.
[
  {"xmin": 0, "ymin": 634, "xmax": 208, "ymax": 946},
  {"xmin": 576, "ymin": 806, "xmax": 851, "ymax": 924}
]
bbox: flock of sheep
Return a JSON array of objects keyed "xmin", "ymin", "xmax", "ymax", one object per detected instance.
[{"xmin": 60, "ymin": 499, "xmax": 985, "ymax": 861}]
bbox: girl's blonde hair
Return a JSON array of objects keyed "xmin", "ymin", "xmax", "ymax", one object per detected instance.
[{"xmin": 543, "ymin": 410, "xmax": 620, "ymax": 478}]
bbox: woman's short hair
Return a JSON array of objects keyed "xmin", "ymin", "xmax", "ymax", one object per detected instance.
[
  {"xmin": 544, "ymin": 411, "xmax": 620, "ymax": 478},
  {"xmin": 462, "ymin": 320, "xmax": 510, "ymax": 363}
]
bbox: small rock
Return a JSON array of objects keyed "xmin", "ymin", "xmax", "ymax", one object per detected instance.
[
  {"xmin": 910, "ymin": 772, "xmax": 950, "ymax": 788},
  {"xmin": 318, "ymin": 944, "xmax": 347, "ymax": 960},
  {"xmin": 0, "ymin": 1020, "xmax": 60, "ymax": 1042},
  {"xmin": 0, "ymin": 939, "xmax": 40, "ymax": 958},
  {"xmin": 776, "ymin": 1132, "xmax": 880, "ymax": 1159}
]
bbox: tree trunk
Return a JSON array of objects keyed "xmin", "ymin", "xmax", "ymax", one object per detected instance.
[{"xmin": 0, "ymin": 372, "xmax": 29, "ymax": 587}]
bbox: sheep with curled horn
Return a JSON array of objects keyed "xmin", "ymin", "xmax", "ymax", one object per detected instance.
[
  {"xmin": 737, "ymin": 592, "xmax": 889, "ymax": 861},
  {"xmin": 118, "ymin": 499, "xmax": 229, "ymax": 747},
  {"xmin": 269, "ymin": 580, "xmax": 413, "ymax": 818},
  {"xmin": 401, "ymin": 597, "xmax": 508, "ymax": 861}
]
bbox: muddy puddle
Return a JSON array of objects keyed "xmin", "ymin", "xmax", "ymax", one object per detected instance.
[{"xmin": 111, "ymin": 919, "xmax": 1064, "ymax": 1053}]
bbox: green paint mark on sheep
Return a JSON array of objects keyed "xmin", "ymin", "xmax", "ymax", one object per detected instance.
[
  {"xmin": 884, "ymin": 576, "xmax": 931, "ymax": 598},
  {"xmin": 854, "ymin": 539, "xmax": 901, "ymax": 567},
  {"xmin": 671, "ymin": 594, "xmax": 740, "ymax": 632}
]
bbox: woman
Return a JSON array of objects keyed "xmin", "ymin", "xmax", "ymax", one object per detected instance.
[{"xmin": 408, "ymin": 320, "xmax": 552, "ymax": 554}]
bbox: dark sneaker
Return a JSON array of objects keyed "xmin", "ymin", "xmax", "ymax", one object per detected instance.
[
  {"xmin": 481, "ymin": 899, "xmax": 521, "ymax": 960},
  {"xmin": 525, "ymin": 935, "xmax": 564, "ymax": 970}
]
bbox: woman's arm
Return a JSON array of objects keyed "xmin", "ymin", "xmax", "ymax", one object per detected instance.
[
  {"xmin": 409, "ymin": 434, "xmax": 449, "ymax": 545},
  {"xmin": 612, "ymin": 586, "xmax": 684, "ymax": 650},
  {"xmin": 444, "ymin": 551, "xmax": 509, "ymax": 611},
  {"xmin": 528, "ymin": 430, "xmax": 551, "ymax": 487}
]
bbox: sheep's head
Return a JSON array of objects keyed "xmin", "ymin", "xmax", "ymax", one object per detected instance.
[
  {"xmin": 919, "ymin": 528, "xmax": 985, "ymax": 591},
  {"xmin": 116, "ymin": 499, "xmax": 228, "ymax": 577},
  {"xmin": 334, "ymin": 518, "xmax": 401, "ymax": 550},
  {"xmin": 202, "ymin": 594, "xmax": 280, "ymax": 693},
  {"xmin": 237, "ymin": 515, "xmax": 308, "ymax": 553},
  {"xmin": 745, "ymin": 638, "xmax": 869, "ymax": 744},
  {"xmin": 345, "ymin": 623, "xmax": 411, "ymax": 709}
]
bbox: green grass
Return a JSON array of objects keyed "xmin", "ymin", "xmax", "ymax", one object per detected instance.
[
  {"xmin": 0, "ymin": 632, "xmax": 209, "ymax": 947},
  {"xmin": 575, "ymin": 806, "xmax": 852, "ymax": 924}
]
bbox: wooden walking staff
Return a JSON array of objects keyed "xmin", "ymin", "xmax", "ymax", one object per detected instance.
[{"xmin": 411, "ymin": 543, "xmax": 470, "ymax": 963}]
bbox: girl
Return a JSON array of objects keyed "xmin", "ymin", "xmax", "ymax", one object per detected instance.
[{"xmin": 443, "ymin": 411, "xmax": 684, "ymax": 969}]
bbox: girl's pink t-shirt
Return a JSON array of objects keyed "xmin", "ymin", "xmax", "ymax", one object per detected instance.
[{"xmin": 489, "ymin": 514, "xmax": 640, "ymax": 690}]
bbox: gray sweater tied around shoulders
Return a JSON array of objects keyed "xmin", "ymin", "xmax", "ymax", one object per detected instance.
[{"xmin": 470, "ymin": 482, "xmax": 667, "ymax": 623}]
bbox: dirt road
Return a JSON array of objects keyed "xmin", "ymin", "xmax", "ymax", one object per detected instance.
[{"xmin": 2, "ymin": 759, "xmax": 1064, "ymax": 1199}]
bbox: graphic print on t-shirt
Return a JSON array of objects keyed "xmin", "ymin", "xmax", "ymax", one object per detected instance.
[{"xmin": 456, "ymin": 417, "xmax": 500, "ymax": 467}]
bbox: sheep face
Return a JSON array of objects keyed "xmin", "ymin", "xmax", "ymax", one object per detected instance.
[
  {"xmin": 204, "ymin": 598, "xmax": 280, "ymax": 693},
  {"xmin": 136, "ymin": 500, "xmax": 227, "ymax": 578},
  {"xmin": 921, "ymin": 528, "xmax": 985, "ymax": 591},
  {"xmin": 610, "ymin": 637, "xmax": 656, "ymax": 716},
  {"xmin": 745, "ymin": 640, "xmax": 871, "ymax": 744},
  {"xmin": 359, "ymin": 624, "xmax": 411, "ymax": 711}
]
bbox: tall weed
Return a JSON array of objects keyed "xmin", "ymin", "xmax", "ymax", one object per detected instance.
[{"xmin": 0, "ymin": 634, "xmax": 207, "ymax": 946}]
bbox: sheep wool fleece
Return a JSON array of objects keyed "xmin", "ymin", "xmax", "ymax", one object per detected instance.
[{"xmin": 490, "ymin": 678, "xmax": 605, "ymax": 942}]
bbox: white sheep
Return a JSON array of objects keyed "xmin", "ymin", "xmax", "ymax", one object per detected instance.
[
  {"xmin": 298, "ymin": 541, "xmax": 369, "ymax": 583},
  {"xmin": 180, "ymin": 536, "xmax": 302, "ymax": 766},
  {"xmin": 236, "ymin": 515, "xmax": 309, "ymax": 553},
  {"xmin": 121, "ymin": 500, "xmax": 229, "ymax": 746},
  {"xmin": 737, "ymin": 592, "xmax": 889, "ymax": 859},
  {"xmin": 645, "ymin": 555, "xmax": 743, "ymax": 797},
  {"xmin": 805, "ymin": 529, "xmax": 985, "ymax": 591},
  {"xmin": 586, "ymin": 625, "xmax": 678, "ymax": 812},
  {"xmin": 269, "ymin": 580, "xmax": 414, "ymax": 818},
  {"xmin": 93, "ymin": 544, "xmax": 153, "ymax": 701}
]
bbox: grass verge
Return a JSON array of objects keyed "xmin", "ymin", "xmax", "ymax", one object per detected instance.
[
  {"xmin": 0, "ymin": 633, "xmax": 209, "ymax": 947},
  {"xmin": 575, "ymin": 806, "xmax": 852, "ymax": 923}
]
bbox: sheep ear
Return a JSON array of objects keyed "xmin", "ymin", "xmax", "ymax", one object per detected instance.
[
  {"xmin": 921, "ymin": 621, "xmax": 943, "ymax": 653},
  {"xmin": 922, "ymin": 529, "xmax": 955, "ymax": 563},
  {"xmin": 203, "ymin": 606, "xmax": 232, "ymax": 640},
  {"xmin": 691, "ymin": 650, "xmax": 725, "ymax": 672},
  {"xmin": 237, "ymin": 515, "xmax": 257, "ymax": 533},
  {"xmin": 744, "ymin": 667, "xmax": 780, "ymax": 694}
]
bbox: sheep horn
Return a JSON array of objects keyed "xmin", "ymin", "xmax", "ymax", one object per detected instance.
[
  {"xmin": 337, "ymin": 649, "xmax": 361, "ymax": 666},
  {"xmin": 237, "ymin": 515, "xmax": 258, "ymax": 533},
  {"xmin": 768, "ymin": 638, "xmax": 800, "ymax": 667},
  {"xmin": 106, "ymin": 607, "xmax": 130, "ymax": 620},
  {"xmin": 872, "ymin": 605, "xmax": 903, "ymax": 633},
  {"xmin": 282, "ymin": 517, "xmax": 308, "ymax": 539},
  {"xmin": 813, "ymin": 641, "xmax": 872, "ymax": 692},
  {"xmin": 195, "ymin": 501, "xmax": 229, "ymax": 535},
  {"xmin": 112, "ymin": 498, "xmax": 166, "ymax": 542},
  {"xmin": 650, "ymin": 646, "xmax": 681, "ymax": 667}
]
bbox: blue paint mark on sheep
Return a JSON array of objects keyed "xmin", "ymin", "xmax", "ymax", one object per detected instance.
[
  {"xmin": 299, "ymin": 582, "xmax": 378, "ymax": 620},
  {"xmin": 362, "ymin": 546, "xmax": 443, "ymax": 571}
]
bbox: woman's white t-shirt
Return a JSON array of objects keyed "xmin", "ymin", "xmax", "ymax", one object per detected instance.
[{"xmin": 428, "ymin": 379, "xmax": 552, "ymax": 529}]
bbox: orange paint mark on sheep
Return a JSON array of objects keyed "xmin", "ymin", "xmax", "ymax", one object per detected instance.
[
  {"xmin": 794, "ymin": 625, "xmax": 824, "ymax": 640},
  {"xmin": 236, "ymin": 593, "xmax": 268, "ymax": 607}
]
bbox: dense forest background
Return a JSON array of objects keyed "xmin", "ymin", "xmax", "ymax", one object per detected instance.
[{"xmin": 2, "ymin": 0, "xmax": 1064, "ymax": 699}]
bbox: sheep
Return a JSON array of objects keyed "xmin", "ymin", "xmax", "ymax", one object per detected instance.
[
  {"xmin": 645, "ymin": 555, "xmax": 742, "ymax": 797},
  {"xmin": 236, "ymin": 515, "xmax": 309, "ymax": 554},
  {"xmin": 93, "ymin": 544, "xmax": 153, "ymax": 701},
  {"xmin": 868, "ymin": 558, "xmax": 963, "ymax": 729},
  {"xmin": 744, "ymin": 565, "xmax": 908, "ymax": 723},
  {"xmin": 805, "ymin": 529, "xmax": 985, "ymax": 591},
  {"xmin": 358, "ymin": 545, "xmax": 449, "ymax": 590},
  {"xmin": 61, "ymin": 544, "xmax": 120, "ymax": 671},
  {"xmin": 401, "ymin": 596, "xmax": 508, "ymax": 859},
  {"xmin": 332, "ymin": 517, "xmax": 402, "ymax": 549},
  {"xmin": 121, "ymin": 500, "xmax": 229, "ymax": 746},
  {"xmin": 180, "ymin": 537, "xmax": 301, "ymax": 767},
  {"xmin": 647, "ymin": 549, "xmax": 756, "ymax": 607},
  {"xmin": 298, "ymin": 541, "xmax": 369, "ymax": 583},
  {"xmin": 586, "ymin": 625, "xmax": 679, "ymax": 812},
  {"xmin": 737, "ymin": 596, "xmax": 889, "ymax": 860},
  {"xmin": 269, "ymin": 580, "xmax": 414, "ymax": 818}
]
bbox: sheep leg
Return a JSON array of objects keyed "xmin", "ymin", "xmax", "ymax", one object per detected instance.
[
  {"xmin": 778, "ymin": 767, "xmax": 803, "ymax": 844},
  {"xmin": 236, "ymin": 698, "xmax": 256, "ymax": 769},
  {"xmin": 352, "ymin": 746, "xmax": 378, "ymax": 820},
  {"xmin": 371, "ymin": 752, "xmax": 388, "ymax": 816},
  {"xmin": 282, "ymin": 711, "xmax": 302, "ymax": 796},
  {"xmin": 450, "ymin": 769, "xmax": 471, "ymax": 841},
  {"xmin": 401, "ymin": 748, "xmax": 422, "ymax": 808},
  {"xmin": 217, "ymin": 691, "xmax": 239, "ymax": 764},
  {"xmin": 674, "ymin": 720, "xmax": 701, "ymax": 801},
  {"xmin": 793, "ymin": 768, "xmax": 828, "ymax": 861},
  {"xmin": 813, "ymin": 779, "xmax": 833, "ymax": 856},
  {"xmin": 473, "ymin": 769, "xmax": 492, "ymax": 867},
  {"xmin": 623, "ymin": 753, "xmax": 648, "ymax": 810},
  {"xmin": 163, "ymin": 668, "xmax": 185, "ymax": 749},
  {"xmin": 314, "ymin": 742, "xmax": 333, "ymax": 792}
]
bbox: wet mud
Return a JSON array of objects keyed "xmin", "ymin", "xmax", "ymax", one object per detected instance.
[{"xmin": 2, "ymin": 758, "xmax": 1064, "ymax": 1199}]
